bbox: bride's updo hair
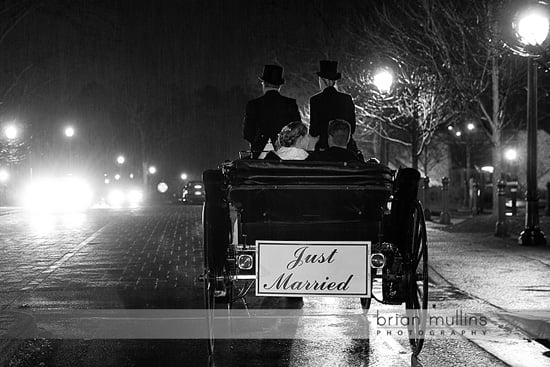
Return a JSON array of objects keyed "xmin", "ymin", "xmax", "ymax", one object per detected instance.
[{"xmin": 276, "ymin": 121, "xmax": 307, "ymax": 148}]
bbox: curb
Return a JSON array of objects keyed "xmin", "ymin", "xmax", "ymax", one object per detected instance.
[
  {"xmin": 499, "ymin": 313, "xmax": 550, "ymax": 346},
  {"xmin": 0, "ymin": 311, "xmax": 37, "ymax": 366},
  {"xmin": 428, "ymin": 252, "xmax": 550, "ymax": 348}
]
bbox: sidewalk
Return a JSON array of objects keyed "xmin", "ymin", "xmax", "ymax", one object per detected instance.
[{"xmin": 426, "ymin": 214, "xmax": 550, "ymax": 344}]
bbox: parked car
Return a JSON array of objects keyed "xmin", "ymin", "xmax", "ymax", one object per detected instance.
[{"xmin": 182, "ymin": 181, "xmax": 205, "ymax": 204}]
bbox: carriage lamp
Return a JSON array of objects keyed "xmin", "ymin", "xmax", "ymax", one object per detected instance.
[
  {"xmin": 370, "ymin": 253, "xmax": 386, "ymax": 269},
  {"xmin": 237, "ymin": 254, "xmax": 254, "ymax": 270}
]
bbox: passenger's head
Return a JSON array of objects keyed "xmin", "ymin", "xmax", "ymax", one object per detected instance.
[
  {"xmin": 277, "ymin": 121, "xmax": 308, "ymax": 149},
  {"xmin": 327, "ymin": 119, "xmax": 351, "ymax": 148}
]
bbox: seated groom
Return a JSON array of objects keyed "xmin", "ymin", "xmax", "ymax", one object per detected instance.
[{"xmin": 307, "ymin": 119, "xmax": 364, "ymax": 162}]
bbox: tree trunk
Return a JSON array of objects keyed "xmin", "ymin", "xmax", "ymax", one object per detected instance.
[
  {"xmin": 492, "ymin": 137, "xmax": 502, "ymax": 214},
  {"xmin": 491, "ymin": 51, "xmax": 501, "ymax": 214},
  {"xmin": 411, "ymin": 117, "xmax": 419, "ymax": 169},
  {"xmin": 423, "ymin": 146, "xmax": 429, "ymax": 177}
]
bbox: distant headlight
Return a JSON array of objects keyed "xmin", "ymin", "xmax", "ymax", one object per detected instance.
[
  {"xmin": 127, "ymin": 189, "xmax": 143, "ymax": 206},
  {"xmin": 108, "ymin": 189, "xmax": 125, "ymax": 208},
  {"xmin": 23, "ymin": 177, "xmax": 93, "ymax": 212}
]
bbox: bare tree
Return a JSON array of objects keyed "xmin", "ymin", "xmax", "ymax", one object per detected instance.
[
  {"xmin": 345, "ymin": 58, "xmax": 459, "ymax": 169},
  {"xmin": 348, "ymin": 0, "xmax": 525, "ymax": 212}
]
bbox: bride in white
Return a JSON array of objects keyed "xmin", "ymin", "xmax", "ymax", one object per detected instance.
[{"xmin": 261, "ymin": 121, "xmax": 310, "ymax": 160}]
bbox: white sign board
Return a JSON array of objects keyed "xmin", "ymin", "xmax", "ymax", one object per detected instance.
[{"xmin": 256, "ymin": 240, "xmax": 370, "ymax": 297}]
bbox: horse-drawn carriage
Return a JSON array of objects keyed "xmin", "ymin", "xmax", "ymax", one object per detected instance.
[{"xmin": 202, "ymin": 158, "xmax": 428, "ymax": 356}]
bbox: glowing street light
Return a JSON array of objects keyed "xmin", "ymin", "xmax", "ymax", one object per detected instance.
[
  {"xmin": 467, "ymin": 123, "xmax": 475, "ymax": 131},
  {"xmin": 516, "ymin": 8, "xmax": 550, "ymax": 46},
  {"xmin": 148, "ymin": 166, "xmax": 157, "ymax": 175},
  {"xmin": 372, "ymin": 67, "xmax": 395, "ymax": 165},
  {"xmin": 373, "ymin": 68, "xmax": 394, "ymax": 94},
  {"xmin": 4, "ymin": 125, "xmax": 17, "ymax": 140},
  {"xmin": 180, "ymin": 173, "xmax": 188, "ymax": 181},
  {"xmin": 514, "ymin": 3, "xmax": 548, "ymax": 246},
  {"xmin": 0, "ymin": 169, "xmax": 9, "ymax": 183},
  {"xmin": 116, "ymin": 155, "xmax": 125, "ymax": 165},
  {"xmin": 64, "ymin": 126, "xmax": 75, "ymax": 138},
  {"xmin": 504, "ymin": 148, "xmax": 518, "ymax": 161},
  {"xmin": 157, "ymin": 182, "xmax": 168, "ymax": 193},
  {"xmin": 114, "ymin": 174, "xmax": 121, "ymax": 180}
]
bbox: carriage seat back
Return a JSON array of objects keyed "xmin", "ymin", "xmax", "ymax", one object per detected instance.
[{"xmin": 224, "ymin": 160, "xmax": 393, "ymax": 223}]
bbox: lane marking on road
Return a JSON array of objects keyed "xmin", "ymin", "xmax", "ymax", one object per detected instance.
[{"xmin": 17, "ymin": 223, "xmax": 110, "ymax": 293}]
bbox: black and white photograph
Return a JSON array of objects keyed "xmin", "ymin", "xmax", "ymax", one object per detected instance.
[{"xmin": 1, "ymin": 0, "xmax": 550, "ymax": 366}]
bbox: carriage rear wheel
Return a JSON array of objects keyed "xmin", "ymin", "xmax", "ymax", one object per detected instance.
[
  {"xmin": 203, "ymin": 268, "xmax": 216, "ymax": 356},
  {"xmin": 406, "ymin": 200, "xmax": 428, "ymax": 356},
  {"xmin": 203, "ymin": 203, "xmax": 216, "ymax": 356}
]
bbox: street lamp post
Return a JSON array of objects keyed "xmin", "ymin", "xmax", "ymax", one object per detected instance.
[
  {"xmin": 504, "ymin": 148, "xmax": 518, "ymax": 179},
  {"xmin": 514, "ymin": 4, "xmax": 548, "ymax": 246},
  {"xmin": 519, "ymin": 55, "xmax": 546, "ymax": 245},
  {"xmin": 64, "ymin": 126, "xmax": 75, "ymax": 171},
  {"xmin": 373, "ymin": 68, "xmax": 394, "ymax": 165},
  {"xmin": 451, "ymin": 122, "xmax": 476, "ymax": 208}
]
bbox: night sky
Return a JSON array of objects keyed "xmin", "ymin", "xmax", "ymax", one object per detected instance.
[{"xmin": 1, "ymin": 0, "xmax": 361, "ymax": 189}]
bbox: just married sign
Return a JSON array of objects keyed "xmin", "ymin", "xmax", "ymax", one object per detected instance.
[{"xmin": 256, "ymin": 240, "xmax": 371, "ymax": 297}]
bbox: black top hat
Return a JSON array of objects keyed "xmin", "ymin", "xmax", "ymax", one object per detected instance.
[
  {"xmin": 259, "ymin": 64, "xmax": 285, "ymax": 85},
  {"xmin": 317, "ymin": 60, "xmax": 341, "ymax": 80}
]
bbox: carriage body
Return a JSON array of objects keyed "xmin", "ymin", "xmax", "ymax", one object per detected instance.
[{"xmin": 202, "ymin": 159, "xmax": 428, "ymax": 355}]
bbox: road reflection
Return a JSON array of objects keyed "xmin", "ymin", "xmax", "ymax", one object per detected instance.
[
  {"xmin": 289, "ymin": 297, "xmax": 371, "ymax": 366},
  {"xmin": 26, "ymin": 211, "xmax": 88, "ymax": 234}
]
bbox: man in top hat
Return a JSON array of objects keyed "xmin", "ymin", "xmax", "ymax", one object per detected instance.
[
  {"xmin": 243, "ymin": 64, "xmax": 301, "ymax": 158},
  {"xmin": 309, "ymin": 60, "xmax": 359, "ymax": 154}
]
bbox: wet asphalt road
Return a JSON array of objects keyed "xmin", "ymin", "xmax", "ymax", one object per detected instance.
[{"xmin": 0, "ymin": 205, "xmax": 547, "ymax": 367}]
